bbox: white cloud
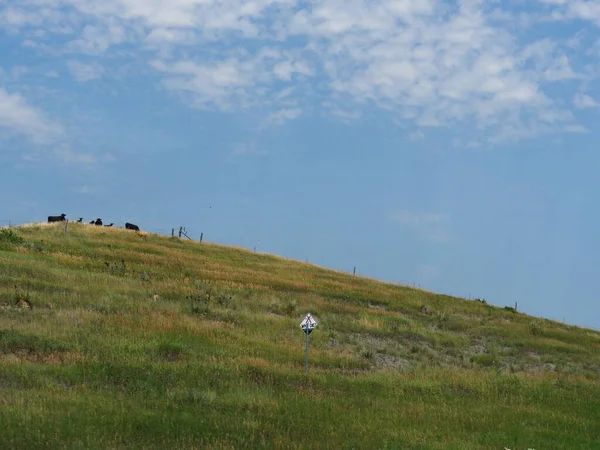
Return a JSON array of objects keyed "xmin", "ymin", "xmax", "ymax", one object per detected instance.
[
  {"xmin": 0, "ymin": 84, "xmax": 95, "ymax": 165},
  {"xmin": 150, "ymin": 57, "xmax": 261, "ymax": 111},
  {"xmin": 0, "ymin": 5, "xmax": 63, "ymax": 29},
  {"xmin": 265, "ymin": 108, "xmax": 302, "ymax": 125},
  {"xmin": 0, "ymin": 87, "xmax": 63, "ymax": 144},
  {"xmin": 65, "ymin": 23, "xmax": 130, "ymax": 55},
  {"xmin": 273, "ymin": 59, "xmax": 313, "ymax": 81},
  {"xmin": 323, "ymin": 103, "xmax": 362, "ymax": 123},
  {"xmin": 146, "ymin": 27, "xmax": 196, "ymax": 46},
  {"xmin": 542, "ymin": 55, "xmax": 581, "ymax": 81},
  {"xmin": 150, "ymin": 48, "xmax": 311, "ymax": 116},
  {"xmin": 574, "ymin": 92, "xmax": 600, "ymax": 109},
  {"xmin": 540, "ymin": 0, "xmax": 600, "ymax": 25},
  {"xmin": 563, "ymin": 123, "xmax": 588, "ymax": 133},
  {"xmin": 67, "ymin": 60, "xmax": 104, "ymax": 82},
  {"xmin": 409, "ymin": 130, "xmax": 425, "ymax": 141}
]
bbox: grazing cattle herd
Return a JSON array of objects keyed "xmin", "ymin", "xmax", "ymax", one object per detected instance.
[{"xmin": 47, "ymin": 214, "xmax": 141, "ymax": 232}]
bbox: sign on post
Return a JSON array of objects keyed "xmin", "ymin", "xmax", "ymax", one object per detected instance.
[{"xmin": 300, "ymin": 313, "xmax": 318, "ymax": 374}]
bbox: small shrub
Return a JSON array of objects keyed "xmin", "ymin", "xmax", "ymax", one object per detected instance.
[
  {"xmin": 283, "ymin": 299, "xmax": 298, "ymax": 316},
  {"xmin": 471, "ymin": 353, "xmax": 497, "ymax": 367},
  {"xmin": 0, "ymin": 229, "xmax": 25, "ymax": 245},
  {"xmin": 13, "ymin": 286, "xmax": 33, "ymax": 310},
  {"xmin": 105, "ymin": 259, "xmax": 127, "ymax": 276},
  {"xmin": 503, "ymin": 306, "xmax": 517, "ymax": 314},
  {"xmin": 529, "ymin": 321, "xmax": 544, "ymax": 336},
  {"xmin": 435, "ymin": 312, "xmax": 449, "ymax": 326},
  {"xmin": 361, "ymin": 348, "xmax": 375, "ymax": 360},
  {"xmin": 21, "ymin": 239, "xmax": 44, "ymax": 252},
  {"xmin": 195, "ymin": 280, "xmax": 215, "ymax": 302},
  {"xmin": 216, "ymin": 293, "xmax": 236, "ymax": 309},
  {"xmin": 189, "ymin": 297, "xmax": 210, "ymax": 316},
  {"xmin": 187, "ymin": 280, "xmax": 216, "ymax": 316},
  {"xmin": 140, "ymin": 271, "xmax": 151, "ymax": 282},
  {"xmin": 388, "ymin": 322, "xmax": 400, "ymax": 333}
]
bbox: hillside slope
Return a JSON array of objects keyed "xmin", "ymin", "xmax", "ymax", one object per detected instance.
[{"xmin": 1, "ymin": 223, "xmax": 599, "ymax": 449}]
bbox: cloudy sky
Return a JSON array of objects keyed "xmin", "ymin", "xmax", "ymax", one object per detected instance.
[{"xmin": 1, "ymin": 0, "xmax": 600, "ymax": 329}]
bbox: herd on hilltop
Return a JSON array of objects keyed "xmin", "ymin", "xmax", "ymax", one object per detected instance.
[{"xmin": 47, "ymin": 213, "xmax": 141, "ymax": 232}]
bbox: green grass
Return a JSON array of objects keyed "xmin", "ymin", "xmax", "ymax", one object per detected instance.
[{"xmin": 1, "ymin": 223, "xmax": 600, "ymax": 449}]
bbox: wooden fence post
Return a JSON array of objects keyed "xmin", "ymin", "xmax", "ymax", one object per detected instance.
[
  {"xmin": 171, "ymin": 228, "xmax": 174, "ymax": 238},
  {"xmin": 64, "ymin": 220, "xmax": 69, "ymax": 234},
  {"xmin": 353, "ymin": 266, "xmax": 356, "ymax": 276},
  {"xmin": 200, "ymin": 232, "xmax": 203, "ymax": 243},
  {"xmin": 178, "ymin": 227, "xmax": 182, "ymax": 238}
]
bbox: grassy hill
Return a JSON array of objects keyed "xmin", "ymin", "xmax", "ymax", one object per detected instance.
[{"xmin": 1, "ymin": 223, "xmax": 599, "ymax": 449}]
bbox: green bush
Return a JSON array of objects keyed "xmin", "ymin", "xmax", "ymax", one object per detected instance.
[
  {"xmin": 140, "ymin": 271, "xmax": 151, "ymax": 282},
  {"xmin": 13, "ymin": 286, "xmax": 33, "ymax": 309},
  {"xmin": 529, "ymin": 321, "xmax": 544, "ymax": 336},
  {"xmin": 472, "ymin": 353, "xmax": 497, "ymax": 367},
  {"xmin": 105, "ymin": 259, "xmax": 127, "ymax": 276},
  {"xmin": 0, "ymin": 229, "xmax": 24, "ymax": 246},
  {"xmin": 187, "ymin": 281, "xmax": 216, "ymax": 316}
]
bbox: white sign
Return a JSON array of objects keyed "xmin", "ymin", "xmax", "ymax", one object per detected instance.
[{"xmin": 300, "ymin": 313, "xmax": 317, "ymax": 335}]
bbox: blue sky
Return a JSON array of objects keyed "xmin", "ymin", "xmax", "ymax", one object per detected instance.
[{"xmin": 1, "ymin": 0, "xmax": 600, "ymax": 330}]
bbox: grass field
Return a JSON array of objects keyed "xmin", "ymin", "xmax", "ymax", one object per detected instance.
[{"xmin": 1, "ymin": 223, "xmax": 599, "ymax": 449}]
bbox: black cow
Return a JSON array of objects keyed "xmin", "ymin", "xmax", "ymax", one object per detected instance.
[
  {"xmin": 104, "ymin": 223, "xmax": 114, "ymax": 227},
  {"xmin": 94, "ymin": 218, "xmax": 103, "ymax": 226},
  {"xmin": 77, "ymin": 218, "xmax": 83, "ymax": 223},
  {"xmin": 48, "ymin": 214, "xmax": 66, "ymax": 223},
  {"xmin": 125, "ymin": 222, "xmax": 140, "ymax": 231},
  {"xmin": 89, "ymin": 220, "xmax": 95, "ymax": 225}
]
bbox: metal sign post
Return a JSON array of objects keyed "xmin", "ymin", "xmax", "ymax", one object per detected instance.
[
  {"xmin": 305, "ymin": 327, "xmax": 309, "ymax": 373},
  {"xmin": 300, "ymin": 313, "xmax": 317, "ymax": 375}
]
